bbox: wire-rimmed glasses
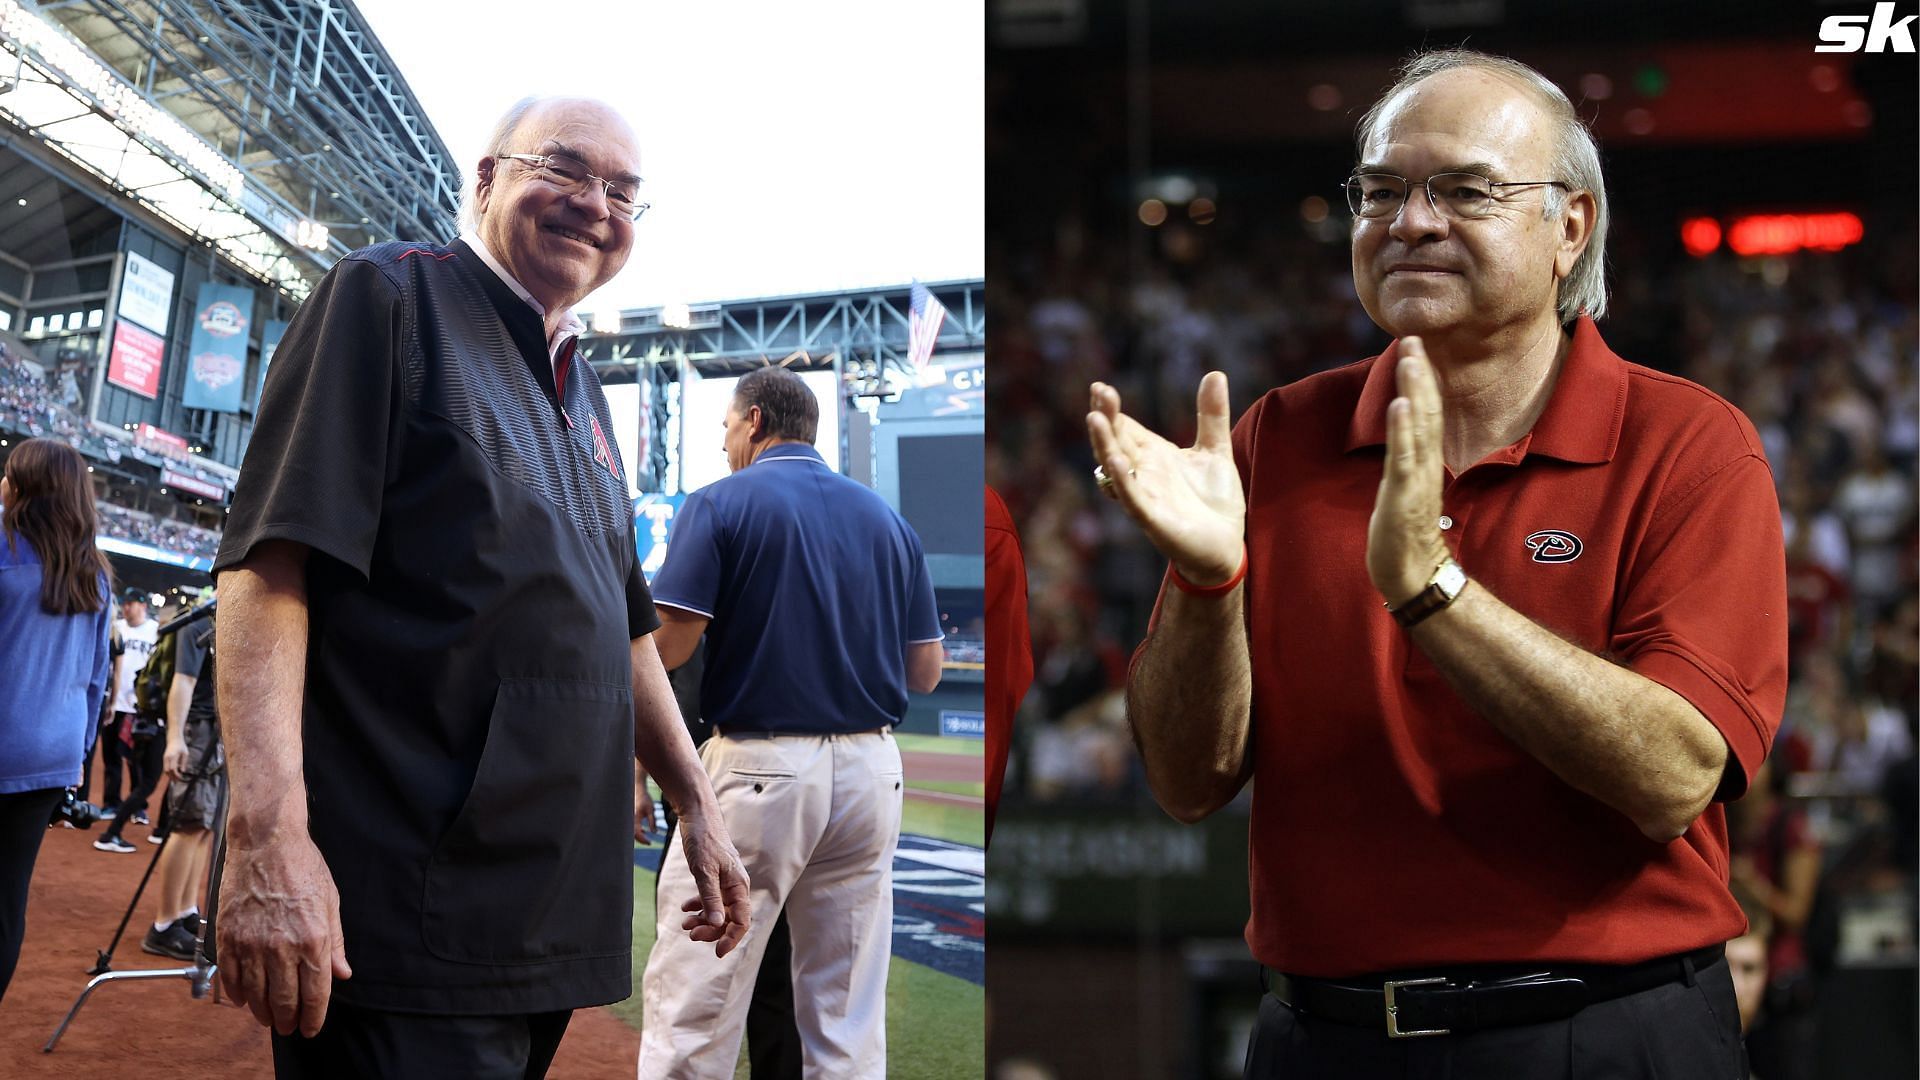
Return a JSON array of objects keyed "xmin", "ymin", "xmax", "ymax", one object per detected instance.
[
  {"xmin": 1344, "ymin": 172, "xmax": 1570, "ymax": 220},
  {"xmin": 500, "ymin": 152, "xmax": 650, "ymax": 222}
]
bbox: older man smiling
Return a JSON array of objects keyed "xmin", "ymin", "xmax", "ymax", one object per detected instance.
[{"xmin": 212, "ymin": 96, "xmax": 748, "ymax": 1079}]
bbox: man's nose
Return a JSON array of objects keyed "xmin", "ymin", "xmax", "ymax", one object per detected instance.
[
  {"xmin": 568, "ymin": 180, "xmax": 613, "ymax": 221},
  {"xmin": 1388, "ymin": 183, "xmax": 1449, "ymax": 244}
]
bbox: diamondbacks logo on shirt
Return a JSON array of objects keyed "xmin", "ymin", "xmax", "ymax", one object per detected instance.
[
  {"xmin": 590, "ymin": 416, "xmax": 622, "ymax": 482},
  {"xmin": 1525, "ymin": 530, "xmax": 1583, "ymax": 563}
]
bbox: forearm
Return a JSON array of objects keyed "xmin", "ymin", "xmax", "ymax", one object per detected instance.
[
  {"xmin": 215, "ymin": 556, "xmax": 313, "ymax": 847},
  {"xmin": 631, "ymin": 635, "xmax": 716, "ymax": 820},
  {"xmin": 1127, "ymin": 584, "xmax": 1254, "ymax": 823},
  {"xmin": 166, "ymin": 680, "xmax": 193, "ymax": 752},
  {"xmin": 1410, "ymin": 583, "xmax": 1727, "ymax": 841}
]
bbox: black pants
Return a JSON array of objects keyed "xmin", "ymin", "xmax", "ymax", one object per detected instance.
[
  {"xmin": 99, "ymin": 734, "xmax": 165, "ymax": 843},
  {"xmin": 0, "ymin": 787, "xmax": 63, "ymax": 1005},
  {"xmin": 659, "ymin": 813, "xmax": 802, "ymax": 1080},
  {"xmin": 270, "ymin": 1001, "xmax": 572, "ymax": 1079},
  {"xmin": 1245, "ymin": 953, "xmax": 1747, "ymax": 1079},
  {"xmin": 78, "ymin": 716, "xmax": 130, "ymax": 806}
]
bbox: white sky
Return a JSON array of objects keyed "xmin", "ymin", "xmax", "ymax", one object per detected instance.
[{"xmin": 353, "ymin": 0, "xmax": 984, "ymax": 314}]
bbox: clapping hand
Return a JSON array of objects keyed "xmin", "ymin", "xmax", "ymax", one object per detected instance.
[{"xmin": 1086, "ymin": 372, "xmax": 1246, "ymax": 586}]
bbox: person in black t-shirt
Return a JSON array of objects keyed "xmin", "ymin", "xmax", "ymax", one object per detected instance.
[
  {"xmin": 211, "ymin": 96, "xmax": 749, "ymax": 1077},
  {"xmin": 93, "ymin": 606, "xmax": 222, "ymax": 959}
]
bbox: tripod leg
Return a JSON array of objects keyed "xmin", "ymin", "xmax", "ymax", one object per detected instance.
[
  {"xmin": 43, "ymin": 967, "xmax": 194, "ymax": 1052},
  {"xmin": 190, "ymin": 776, "xmax": 228, "ymax": 998},
  {"xmin": 90, "ymin": 829, "xmax": 171, "ymax": 975}
]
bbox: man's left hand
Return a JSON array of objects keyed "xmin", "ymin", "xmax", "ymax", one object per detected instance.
[
  {"xmin": 673, "ymin": 810, "xmax": 751, "ymax": 957},
  {"xmin": 1367, "ymin": 336, "xmax": 1454, "ymax": 605}
]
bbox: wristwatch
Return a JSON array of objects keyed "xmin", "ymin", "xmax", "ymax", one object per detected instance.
[{"xmin": 1388, "ymin": 557, "xmax": 1468, "ymax": 629}]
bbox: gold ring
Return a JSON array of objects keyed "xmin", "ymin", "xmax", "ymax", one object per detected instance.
[{"xmin": 1094, "ymin": 465, "xmax": 1115, "ymax": 490}]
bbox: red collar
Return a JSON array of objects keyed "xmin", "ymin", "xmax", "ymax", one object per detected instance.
[{"xmin": 1345, "ymin": 316, "xmax": 1627, "ymax": 466}]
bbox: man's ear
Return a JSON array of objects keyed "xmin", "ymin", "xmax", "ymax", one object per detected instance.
[
  {"xmin": 747, "ymin": 404, "xmax": 767, "ymax": 441},
  {"xmin": 474, "ymin": 157, "xmax": 498, "ymax": 216}
]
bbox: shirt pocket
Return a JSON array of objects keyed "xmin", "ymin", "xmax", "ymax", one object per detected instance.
[{"xmin": 421, "ymin": 676, "xmax": 634, "ymax": 965}]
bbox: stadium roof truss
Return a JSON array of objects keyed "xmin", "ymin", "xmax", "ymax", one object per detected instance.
[
  {"xmin": 581, "ymin": 280, "xmax": 986, "ymax": 391},
  {"xmin": 0, "ymin": 0, "xmax": 457, "ymax": 298}
]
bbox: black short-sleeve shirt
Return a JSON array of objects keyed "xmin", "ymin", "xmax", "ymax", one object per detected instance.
[
  {"xmin": 215, "ymin": 240, "xmax": 658, "ymax": 1014},
  {"xmin": 170, "ymin": 620, "xmax": 219, "ymax": 729}
]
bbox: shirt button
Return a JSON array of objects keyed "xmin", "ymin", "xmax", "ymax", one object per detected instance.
[{"xmin": 1438, "ymin": 515, "xmax": 1454, "ymax": 531}]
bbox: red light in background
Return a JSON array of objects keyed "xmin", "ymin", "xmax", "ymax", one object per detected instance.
[
  {"xmin": 1726, "ymin": 212, "xmax": 1864, "ymax": 256},
  {"xmin": 1681, "ymin": 217, "xmax": 1722, "ymax": 257},
  {"xmin": 1681, "ymin": 213, "xmax": 1863, "ymax": 258}
]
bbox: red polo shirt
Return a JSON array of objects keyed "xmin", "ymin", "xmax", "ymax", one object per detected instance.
[{"xmin": 1214, "ymin": 317, "xmax": 1786, "ymax": 976}]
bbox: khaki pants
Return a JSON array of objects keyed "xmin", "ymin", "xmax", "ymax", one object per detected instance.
[{"xmin": 638, "ymin": 730, "xmax": 903, "ymax": 1080}]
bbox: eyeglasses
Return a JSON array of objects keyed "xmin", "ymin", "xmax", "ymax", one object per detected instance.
[
  {"xmin": 1344, "ymin": 172, "xmax": 1571, "ymax": 221},
  {"xmin": 500, "ymin": 152, "xmax": 650, "ymax": 222}
]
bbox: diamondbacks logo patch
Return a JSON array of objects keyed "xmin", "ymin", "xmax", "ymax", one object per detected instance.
[
  {"xmin": 1525, "ymin": 530, "xmax": 1583, "ymax": 563},
  {"xmin": 590, "ymin": 416, "xmax": 622, "ymax": 481}
]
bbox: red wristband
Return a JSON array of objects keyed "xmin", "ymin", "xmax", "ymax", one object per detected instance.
[{"xmin": 1170, "ymin": 545, "xmax": 1248, "ymax": 598}]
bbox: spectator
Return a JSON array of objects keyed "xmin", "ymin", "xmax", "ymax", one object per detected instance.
[{"xmin": 0, "ymin": 437, "xmax": 113, "ymax": 1003}]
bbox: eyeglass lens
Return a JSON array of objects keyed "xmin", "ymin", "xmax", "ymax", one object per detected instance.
[
  {"xmin": 1346, "ymin": 173, "xmax": 1497, "ymax": 219},
  {"xmin": 539, "ymin": 155, "xmax": 644, "ymax": 219}
]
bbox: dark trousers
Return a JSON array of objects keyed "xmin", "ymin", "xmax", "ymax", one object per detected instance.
[
  {"xmin": 78, "ymin": 715, "xmax": 130, "ymax": 806},
  {"xmin": 0, "ymin": 787, "xmax": 64, "ymax": 1005},
  {"xmin": 1245, "ymin": 953, "xmax": 1746, "ymax": 1079},
  {"xmin": 270, "ymin": 1001, "xmax": 573, "ymax": 1079},
  {"xmin": 659, "ymin": 814, "xmax": 803, "ymax": 1080},
  {"xmin": 100, "ymin": 734, "xmax": 165, "ymax": 842}
]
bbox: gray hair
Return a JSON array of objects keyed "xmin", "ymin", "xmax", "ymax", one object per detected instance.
[
  {"xmin": 1355, "ymin": 49, "xmax": 1610, "ymax": 324},
  {"xmin": 456, "ymin": 96, "xmax": 543, "ymax": 233}
]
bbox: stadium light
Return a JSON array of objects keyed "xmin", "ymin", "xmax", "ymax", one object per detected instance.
[{"xmin": 593, "ymin": 308, "xmax": 623, "ymax": 334}]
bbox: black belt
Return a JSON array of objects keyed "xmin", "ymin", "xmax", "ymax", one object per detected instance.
[{"xmin": 1265, "ymin": 944, "xmax": 1723, "ymax": 1038}]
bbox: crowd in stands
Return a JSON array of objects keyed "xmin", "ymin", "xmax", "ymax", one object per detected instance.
[
  {"xmin": 2, "ymin": 334, "xmax": 224, "ymax": 563},
  {"xmin": 0, "ymin": 337, "xmax": 100, "ymax": 456},
  {"xmin": 94, "ymin": 501, "xmax": 221, "ymax": 562}
]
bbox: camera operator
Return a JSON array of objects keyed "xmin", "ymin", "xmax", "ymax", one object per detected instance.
[
  {"xmin": 114, "ymin": 595, "xmax": 224, "ymax": 960},
  {"xmin": 0, "ymin": 438, "xmax": 113, "ymax": 1003}
]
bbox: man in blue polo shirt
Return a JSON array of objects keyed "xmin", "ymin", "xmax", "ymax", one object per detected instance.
[{"xmin": 637, "ymin": 366, "xmax": 944, "ymax": 1079}]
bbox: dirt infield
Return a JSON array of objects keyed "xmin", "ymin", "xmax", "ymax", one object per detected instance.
[{"xmin": 0, "ymin": 762, "xmax": 640, "ymax": 1078}]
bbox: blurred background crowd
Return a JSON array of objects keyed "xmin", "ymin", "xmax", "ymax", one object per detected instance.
[{"xmin": 985, "ymin": 3, "xmax": 1916, "ymax": 1078}]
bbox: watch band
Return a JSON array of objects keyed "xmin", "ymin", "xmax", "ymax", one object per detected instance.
[{"xmin": 1388, "ymin": 559, "xmax": 1468, "ymax": 629}]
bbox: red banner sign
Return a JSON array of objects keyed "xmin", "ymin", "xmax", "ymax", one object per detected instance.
[{"xmin": 106, "ymin": 319, "xmax": 165, "ymax": 399}]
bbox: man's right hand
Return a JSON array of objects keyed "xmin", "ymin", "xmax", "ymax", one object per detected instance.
[
  {"xmin": 163, "ymin": 740, "xmax": 190, "ymax": 781},
  {"xmin": 215, "ymin": 831, "xmax": 352, "ymax": 1038},
  {"xmin": 1087, "ymin": 372, "xmax": 1246, "ymax": 585}
]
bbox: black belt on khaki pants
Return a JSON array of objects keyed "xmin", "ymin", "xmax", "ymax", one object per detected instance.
[{"xmin": 1264, "ymin": 944, "xmax": 1724, "ymax": 1038}]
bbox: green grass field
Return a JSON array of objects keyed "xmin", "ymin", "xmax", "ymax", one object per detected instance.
[{"xmin": 895, "ymin": 733, "xmax": 983, "ymax": 756}]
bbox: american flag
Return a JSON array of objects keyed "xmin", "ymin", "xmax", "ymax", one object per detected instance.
[{"xmin": 907, "ymin": 281, "xmax": 947, "ymax": 371}]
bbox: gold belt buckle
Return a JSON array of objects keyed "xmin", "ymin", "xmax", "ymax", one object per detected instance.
[{"xmin": 1383, "ymin": 976, "xmax": 1451, "ymax": 1038}]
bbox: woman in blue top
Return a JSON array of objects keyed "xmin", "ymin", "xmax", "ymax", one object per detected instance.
[{"xmin": 0, "ymin": 437, "xmax": 112, "ymax": 1003}]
